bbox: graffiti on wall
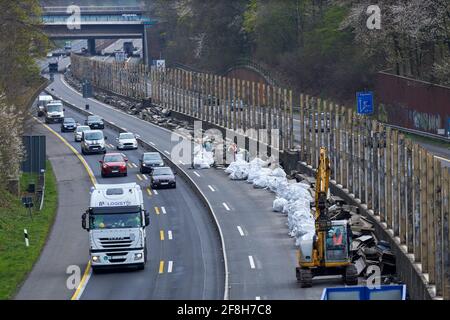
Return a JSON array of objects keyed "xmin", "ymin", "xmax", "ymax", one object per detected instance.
[{"xmin": 409, "ymin": 110, "xmax": 442, "ymax": 133}]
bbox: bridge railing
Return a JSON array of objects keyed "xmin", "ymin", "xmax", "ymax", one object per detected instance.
[
  {"xmin": 70, "ymin": 54, "xmax": 450, "ymax": 300},
  {"xmin": 41, "ymin": 6, "xmax": 144, "ymax": 14}
]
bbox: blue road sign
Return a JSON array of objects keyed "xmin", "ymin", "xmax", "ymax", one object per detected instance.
[{"xmin": 357, "ymin": 91, "xmax": 374, "ymax": 115}]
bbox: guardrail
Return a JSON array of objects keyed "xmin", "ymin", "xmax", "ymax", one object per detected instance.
[
  {"xmin": 69, "ymin": 54, "xmax": 450, "ymax": 300},
  {"xmin": 385, "ymin": 123, "xmax": 450, "ymax": 144},
  {"xmin": 43, "ymin": 87, "xmax": 230, "ymax": 300}
]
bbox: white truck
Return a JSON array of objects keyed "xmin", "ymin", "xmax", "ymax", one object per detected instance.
[{"xmin": 82, "ymin": 183, "xmax": 150, "ymax": 272}]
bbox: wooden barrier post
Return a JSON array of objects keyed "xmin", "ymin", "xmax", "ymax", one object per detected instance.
[
  {"xmin": 412, "ymin": 143, "xmax": 421, "ymax": 260},
  {"xmin": 434, "ymin": 157, "xmax": 443, "ymax": 295},
  {"xmin": 427, "ymin": 153, "xmax": 436, "ymax": 284},
  {"xmin": 385, "ymin": 127, "xmax": 393, "ymax": 229},
  {"xmin": 442, "ymin": 168, "xmax": 450, "ymax": 299}
]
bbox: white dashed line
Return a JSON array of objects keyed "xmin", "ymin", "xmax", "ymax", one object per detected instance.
[
  {"xmin": 237, "ymin": 226, "xmax": 245, "ymax": 236},
  {"xmin": 179, "ymin": 160, "xmax": 185, "ymax": 165},
  {"xmin": 153, "ymin": 190, "xmax": 158, "ymax": 195},
  {"xmin": 149, "ymin": 141, "xmax": 156, "ymax": 146},
  {"xmin": 164, "ymin": 150, "xmax": 170, "ymax": 155},
  {"xmin": 256, "ymin": 296, "xmax": 261, "ymax": 300},
  {"xmin": 167, "ymin": 261, "xmax": 173, "ymax": 273},
  {"xmin": 193, "ymin": 171, "xmax": 200, "ymax": 177},
  {"xmin": 248, "ymin": 256, "xmax": 256, "ymax": 269},
  {"xmin": 222, "ymin": 203, "xmax": 230, "ymax": 211},
  {"xmin": 208, "ymin": 185, "xmax": 215, "ymax": 192},
  {"xmin": 142, "ymin": 174, "xmax": 148, "ymax": 180},
  {"xmin": 168, "ymin": 230, "xmax": 173, "ymax": 240},
  {"xmin": 161, "ymin": 206, "xmax": 166, "ymax": 214},
  {"xmin": 132, "ymin": 163, "xmax": 138, "ymax": 168}
]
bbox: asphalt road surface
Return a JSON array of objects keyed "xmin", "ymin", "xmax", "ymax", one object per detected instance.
[
  {"xmin": 45, "ymin": 65, "xmax": 333, "ymax": 299},
  {"xmin": 16, "ymin": 105, "xmax": 224, "ymax": 300}
]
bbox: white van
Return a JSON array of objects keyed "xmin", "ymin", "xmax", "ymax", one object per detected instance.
[{"xmin": 44, "ymin": 100, "xmax": 65, "ymax": 124}]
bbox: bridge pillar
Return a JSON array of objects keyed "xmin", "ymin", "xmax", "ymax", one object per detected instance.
[
  {"xmin": 87, "ymin": 39, "xmax": 96, "ymax": 55},
  {"xmin": 143, "ymin": 24, "xmax": 152, "ymax": 66}
]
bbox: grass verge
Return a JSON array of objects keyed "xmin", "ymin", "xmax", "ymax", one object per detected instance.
[{"xmin": 0, "ymin": 160, "xmax": 58, "ymax": 299}]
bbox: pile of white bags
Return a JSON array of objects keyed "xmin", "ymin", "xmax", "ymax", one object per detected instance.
[
  {"xmin": 225, "ymin": 156, "xmax": 317, "ymax": 245},
  {"xmin": 193, "ymin": 145, "xmax": 215, "ymax": 169}
]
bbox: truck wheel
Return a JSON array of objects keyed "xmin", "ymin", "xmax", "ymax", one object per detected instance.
[
  {"xmin": 343, "ymin": 264, "xmax": 358, "ymax": 286},
  {"xmin": 297, "ymin": 268, "xmax": 313, "ymax": 288}
]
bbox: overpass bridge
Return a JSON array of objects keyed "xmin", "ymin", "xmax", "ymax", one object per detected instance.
[{"xmin": 40, "ymin": 5, "xmax": 156, "ymax": 64}]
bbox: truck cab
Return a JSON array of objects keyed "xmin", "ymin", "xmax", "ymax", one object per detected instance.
[
  {"xmin": 44, "ymin": 100, "xmax": 65, "ymax": 123},
  {"xmin": 82, "ymin": 183, "xmax": 150, "ymax": 272}
]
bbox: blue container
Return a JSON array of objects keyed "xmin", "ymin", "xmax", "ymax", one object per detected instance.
[{"xmin": 321, "ymin": 285, "xmax": 406, "ymax": 300}]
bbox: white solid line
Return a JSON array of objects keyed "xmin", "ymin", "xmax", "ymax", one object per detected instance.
[
  {"xmin": 237, "ymin": 226, "xmax": 245, "ymax": 236},
  {"xmin": 167, "ymin": 261, "xmax": 173, "ymax": 273},
  {"xmin": 208, "ymin": 185, "xmax": 215, "ymax": 192},
  {"xmin": 248, "ymin": 256, "xmax": 256, "ymax": 269},
  {"xmin": 161, "ymin": 206, "xmax": 166, "ymax": 214},
  {"xmin": 154, "ymin": 190, "xmax": 158, "ymax": 195},
  {"xmin": 168, "ymin": 230, "xmax": 173, "ymax": 240},
  {"xmin": 222, "ymin": 203, "xmax": 230, "ymax": 211},
  {"xmin": 193, "ymin": 171, "xmax": 200, "ymax": 177}
]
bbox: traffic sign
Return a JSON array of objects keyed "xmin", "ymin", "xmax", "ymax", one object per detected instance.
[{"xmin": 357, "ymin": 91, "xmax": 374, "ymax": 115}]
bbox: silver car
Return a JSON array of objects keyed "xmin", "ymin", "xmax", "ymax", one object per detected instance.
[{"xmin": 74, "ymin": 125, "xmax": 91, "ymax": 142}]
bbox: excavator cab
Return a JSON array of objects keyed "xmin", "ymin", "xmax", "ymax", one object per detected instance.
[{"xmin": 296, "ymin": 147, "xmax": 357, "ymax": 288}]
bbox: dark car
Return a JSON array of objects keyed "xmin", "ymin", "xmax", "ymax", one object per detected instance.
[
  {"xmin": 61, "ymin": 117, "xmax": 77, "ymax": 132},
  {"xmin": 139, "ymin": 152, "xmax": 164, "ymax": 174},
  {"xmin": 85, "ymin": 115, "xmax": 104, "ymax": 129},
  {"xmin": 150, "ymin": 166, "xmax": 176, "ymax": 189},
  {"xmin": 100, "ymin": 153, "xmax": 128, "ymax": 177}
]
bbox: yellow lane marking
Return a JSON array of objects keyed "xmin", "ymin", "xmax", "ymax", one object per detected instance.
[
  {"xmin": 136, "ymin": 174, "xmax": 143, "ymax": 181},
  {"xmin": 33, "ymin": 118, "xmax": 95, "ymax": 300},
  {"xmin": 146, "ymin": 188, "xmax": 152, "ymax": 196},
  {"xmin": 71, "ymin": 261, "xmax": 91, "ymax": 300},
  {"xmin": 160, "ymin": 230, "xmax": 165, "ymax": 241},
  {"xmin": 155, "ymin": 207, "xmax": 160, "ymax": 215},
  {"xmin": 127, "ymin": 163, "xmax": 133, "ymax": 169},
  {"xmin": 159, "ymin": 260, "xmax": 164, "ymax": 274}
]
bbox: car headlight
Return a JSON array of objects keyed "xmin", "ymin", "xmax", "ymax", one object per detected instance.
[
  {"xmin": 134, "ymin": 253, "xmax": 143, "ymax": 260},
  {"xmin": 142, "ymin": 163, "xmax": 146, "ymax": 167},
  {"xmin": 92, "ymin": 255, "xmax": 100, "ymax": 263}
]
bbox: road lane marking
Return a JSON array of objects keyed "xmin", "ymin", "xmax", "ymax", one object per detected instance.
[
  {"xmin": 34, "ymin": 119, "xmax": 97, "ymax": 300},
  {"xmin": 155, "ymin": 207, "xmax": 160, "ymax": 215},
  {"xmin": 136, "ymin": 174, "xmax": 143, "ymax": 181},
  {"xmin": 132, "ymin": 163, "xmax": 138, "ymax": 168},
  {"xmin": 160, "ymin": 230, "xmax": 165, "ymax": 241},
  {"xmin": 153, "ymin": 190, "xmax": 158, "ymax": 195},
  {"xmin": 193, "ymin": 171, "xmax": 201, "ymax": 177},
  {"xmin": 208, "ymin": 185, "xmax": 215, "ymax": 192},
  {"xmin": 161, "ymin": 206, "xmax": 166, "ymax": 214},
  {"xmin": 222, "ymin": 203, "xmax": 231, "ymax": 211},
  {"xmin": 168, "ymin": 230, "xmax": 173, "ymax": 240},
  {"xmin": 179, "ymin": 160, "xmax": 185, "ymax": 165},
  {"xmin": 237, "ymin": 226, "xmax": 245, "ymax": 236},
  {"xmin": 159, "ymin": 260, "xmax": 164, "ymax": 274},
  {"xmin": 256, "ymin": 296, "xmax": 261, "ymax": 300},
  {"xmin": 146, "ymin": 188, "xmax": 152, "ymax": 196},
  {"xmin": 127, "ymin": 163, "xmax": 133, "ymax": 168},
  {"xmin": 167, "ymin": 261, "xmax": 173, "ymax": 273},
  {"xmin": 248, "ymin": 256, "xmax": 256, "ymax": 269},
  {"xmin": 149, "ymin": 141, "xmax": 156, "ymax": 146},
  {"xmin": 164, "ymin": 150, "xmax": 170, "ymax": 155},
  {"xmin": 142, "ymin": 174, "xmax": 148, "ymax": 180}
]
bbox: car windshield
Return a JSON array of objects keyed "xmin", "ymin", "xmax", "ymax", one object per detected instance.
[
  {"xmin": 153, "ymin": 168, "xmax": 173, "ymax": 176},
  {"xmin": 76, "ymin": 126, "xmax": 89, "ymax": 132},
  {"xmin": 144, "ymin": 153, "xmax": 161, "ymax": 161},
  {"xmin": 47, "ymin": 105, "xmax": 62, "ymax": 112},
  {"xmin": 84, "ymin": 132, "xmax": 103, "ymax": 140},
  {"xmin": 104, "ymin": 155, "xmax": 124, "ymax": 162},
  {"xmin": 64, "ymin": 118, "xmax": 75, "ymax": 123},
  {"xmin": 120, "ymin": 133, "xmax": 134, "ymax": 139},
  {"xmin": 89, "ymin": 212, "xmax": 142, "ymax": 229},
  {"xmin": 88, "ymin": 116, "xmax": 101, "ymax": 122}
]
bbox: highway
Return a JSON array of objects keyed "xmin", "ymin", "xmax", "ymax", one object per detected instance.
[
  {"xmin": 41, "ymin": 55, "xmax": 333, "ymax": 299},
  {"xmin": 17, "ymin": 101, "xmax": 224, "ymax": 300}
]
